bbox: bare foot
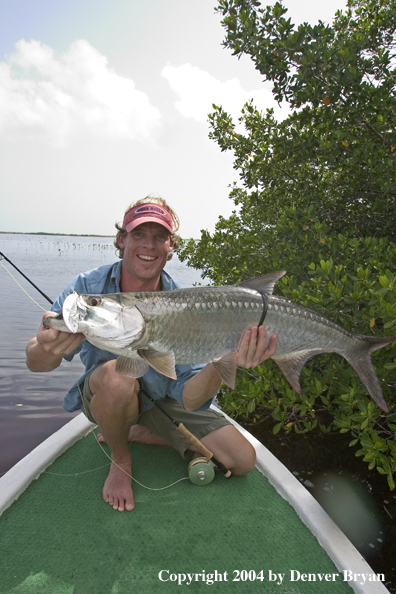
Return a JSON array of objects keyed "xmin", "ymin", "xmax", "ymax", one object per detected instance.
[
  {"xmin": 103, "ymin": 458, "xmax": 134, "ymax": 512},
  {"xmin": 98, "ymin": 424, "xmax": 171, "ymax": 447}
]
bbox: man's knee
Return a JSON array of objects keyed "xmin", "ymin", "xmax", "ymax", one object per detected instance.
[
  {"xmin": 232, "ymin": 441, "xmax": 256, "ymax": 475},
  {"xmin": 89, "ymin": 360, "xmax": 140, "ymax": 406},
  {"xmin": 202, "ymin": 425, "xmax": 256, "ymax": 476}
]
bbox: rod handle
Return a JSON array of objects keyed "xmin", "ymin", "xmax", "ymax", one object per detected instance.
[{"xmin": 176, "ymin": 423, "xmax": 213, "ymax": 461}]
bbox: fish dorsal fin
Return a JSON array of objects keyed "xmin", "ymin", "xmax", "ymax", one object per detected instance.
[
  {"xmin": 138, "ymin": 347, "xmax": 177, "ymax": 380},
  {"xmin": 115, "ymin": 355, "xmax": 149, "ymax": 378},
  {"xmin": 273, "ymin": 351, "xmax": 314, "ymax": 394},
  {"xmin": 239, "ymin": 271, "xmax": 286, "ymax": 295},
  {"xmin": 211, "ymin": 352, "xmax": 238, "ymax": 389}
]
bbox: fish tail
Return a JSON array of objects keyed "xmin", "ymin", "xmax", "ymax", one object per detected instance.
[{"xmin": 346, "ymin": 335, "xmax": 396, "ymax": 413}]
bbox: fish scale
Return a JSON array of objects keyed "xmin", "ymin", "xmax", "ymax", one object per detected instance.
[
  {"xmin": 44, "ymin": 270, "xmax": 396, "ymax": 412},
  {"xmin": 265, "ymin": 296, "xmax": 359, "ymax": 357},
  {"xmin": 134, "ymin": 286, "xmax": 265, "ymax": 363}
]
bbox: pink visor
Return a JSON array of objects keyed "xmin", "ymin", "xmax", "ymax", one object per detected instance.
[{"xmin": 123, "ymin": 203, "xmax": 173, "ymax": 234}]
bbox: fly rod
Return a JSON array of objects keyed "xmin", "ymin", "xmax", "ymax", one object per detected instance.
[
  {"xmin": 141, "ymin": 388, "xmax": 232, "ymax": 479},
  {"xmin": 0, "ymin": 251, "xmax": 54, "ymax": 305}
]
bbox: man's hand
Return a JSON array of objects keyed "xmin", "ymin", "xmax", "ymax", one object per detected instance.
[
  {"xmin": 182, "ymin": 326, "xmax": 277, "ymax": 411},
  {"xmin": 37, "ymin": 312, "xmax": 84, "ymax": 357},
  {"xmin": 26, "ymin": 312, "xmax": 84, "ymax": 372},
  {"xmin": 236, "ymin": 326, "xmax": 277, "ymax": 369}
]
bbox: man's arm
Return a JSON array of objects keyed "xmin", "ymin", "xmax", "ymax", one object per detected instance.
[
  {"xmin": 182, "ymin": 326, "xmax": 277, "ymax": 411},
  {"xmin": 26, "ymin": 312, "xmax": 84, "ymax": 373}
]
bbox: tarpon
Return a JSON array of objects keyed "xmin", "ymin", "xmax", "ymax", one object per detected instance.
[{"xmin": 44, "ymin": 271, "xmax": 396, "ymax": 412}]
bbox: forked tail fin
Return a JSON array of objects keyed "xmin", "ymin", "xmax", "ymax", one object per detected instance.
[{"xmin": 347, "ymin": 336, "xmax": 396, "ymax": 413}]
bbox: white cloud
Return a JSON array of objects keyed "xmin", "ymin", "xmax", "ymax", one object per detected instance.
[
  {"xmin": 0, "ymin": 39, "xmax": 162, "ymax": 146},
  {"xmin": 161, "ymin": 63, "xmax": 289, "ymax": 124}
]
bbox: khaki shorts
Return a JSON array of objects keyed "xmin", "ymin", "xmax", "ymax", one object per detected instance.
[{"xmin": 81, "ymin": 372, "xmax": 230, "ymax": 459}]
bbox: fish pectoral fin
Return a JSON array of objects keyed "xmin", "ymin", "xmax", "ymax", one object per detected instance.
[
  {"xmin": 239, "ymin": 271, "xmax": 286, "ymax": 295},
  {"xmin": 212, "ymin": 353, "xmax": 237, "ymax": 389},
  {"xmin": 137, "ymin": 348, "xmax": 177, "ymax": 380},
  {"xmin": 115, "ymin": 355, "xmax": 149, "ymax": 378},
  {"xmin": 273, "ymin": 352, "xmax": 313, "ymax": 394}
]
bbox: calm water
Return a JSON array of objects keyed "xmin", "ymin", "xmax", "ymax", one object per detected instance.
[{"xmin": 0, "ymin": 233, "xmax": 203, "ymax": 476}]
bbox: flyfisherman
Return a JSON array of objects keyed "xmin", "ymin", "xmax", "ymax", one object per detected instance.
[{"xmin": 26, "ymin": 197, "xmax": 277, "ymax": 512}]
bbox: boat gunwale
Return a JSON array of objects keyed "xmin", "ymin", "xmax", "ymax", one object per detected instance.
[
  {"xmin": 0, "ymin": 414, "xmax": 94, "ymax": 516},
  {"xmin": 0, "ymin": 408, "xmax": 390, "ymax": 594},
  {"xmin": 215, "ymin": 406, "xmax": 390, "ymax": 594}
]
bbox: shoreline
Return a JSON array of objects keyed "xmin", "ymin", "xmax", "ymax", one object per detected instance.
[{"xmin": 0, "ymin": 231, "xmax": 113, "ymax": 238}]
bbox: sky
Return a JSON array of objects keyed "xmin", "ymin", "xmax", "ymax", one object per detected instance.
[{"xmin": 0, "ymin": 0, "xmax": 347, "ymax": 238}]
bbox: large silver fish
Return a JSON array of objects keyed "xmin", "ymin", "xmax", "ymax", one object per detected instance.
[{"xmin": 44, "ymin": 271, "xmax": 396, "ymax": 412}]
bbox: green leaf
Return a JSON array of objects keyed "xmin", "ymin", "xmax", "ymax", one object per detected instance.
[{"xmin": 273, "ymin": 422, "xmax": 283, "ymax": 435}]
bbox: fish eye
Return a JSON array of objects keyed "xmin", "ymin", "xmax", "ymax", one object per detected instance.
[{"xmin": 88, "ymin": 296, "xmax": 102, "ymax": 307}]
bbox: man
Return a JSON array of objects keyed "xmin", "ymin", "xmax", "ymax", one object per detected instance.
[{"xmin": 26, "ymin": 197, "xmax": 277, "ymax": 512}]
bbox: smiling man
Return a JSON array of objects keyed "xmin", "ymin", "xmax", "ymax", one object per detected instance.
[{"xmin": 26, "ymin": 196, "xmax": 277, "ymax": 512}]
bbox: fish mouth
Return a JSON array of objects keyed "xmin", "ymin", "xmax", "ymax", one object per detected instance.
[
  {"xmin": 42, "ymin": 312, "xmax": 67, "ymax": 331},
  {"xmin": 62, "ymin": 292, "xmax": 82, "ymax": 333}
]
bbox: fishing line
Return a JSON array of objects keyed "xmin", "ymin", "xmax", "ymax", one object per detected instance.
[
  {"xmin": 141, "ymin": 388, "xmax": 231, "ymax": 478},
  {"xmin": 258, "ymin": 292, "xmax": 268, "ymax": 327},
  {"xmin": 43, "ymin": 462, "xmax": 111, "ymax": 477},
  {"xmin": 43, "ymin": 466, "xmax": 190, "ymax": 490},
  {"xmin": 0, "ymin": 260, "xmax": 47, "ymax": 312},
  {"xmin": 70, "ymin": 361, "xmax": 191, "ymax": 490},
  {"xmin": 0, "ymin": 251, "xmax": 53, "ymax": 304},
  {"xmin": 86, "ymin": 436, "xmax": 190, "ymax": 491}
]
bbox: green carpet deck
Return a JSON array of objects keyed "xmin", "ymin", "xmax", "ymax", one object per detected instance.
[{"xmin": 0, "ymin": 432, "xmax": 353, "ymax": 594}]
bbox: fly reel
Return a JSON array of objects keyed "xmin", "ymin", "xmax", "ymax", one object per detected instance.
[
  {"xmin": 188, "ymin": 457, "xmax": 216, "ymax": 486},
  {"xmin": 139, "ymin": 390, "xmax": 231, "ymax": 485}
]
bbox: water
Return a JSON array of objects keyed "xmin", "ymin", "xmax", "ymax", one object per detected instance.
[{"xmin": 0, "ymin": 233, "xmax": 203, "ymax": 476}]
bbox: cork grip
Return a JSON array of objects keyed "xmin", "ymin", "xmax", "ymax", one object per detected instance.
[{"xmin": 176, "ymin": 423, "xmax": 213, "ymax": 460}]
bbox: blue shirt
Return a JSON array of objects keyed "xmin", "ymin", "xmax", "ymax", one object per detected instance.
[{"xmin": 51, "ymin": 261, "xmax": 209, "ymax": 413}]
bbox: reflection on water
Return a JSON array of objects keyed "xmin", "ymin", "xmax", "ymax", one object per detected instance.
[{"xmin": 0, "ymin": 234, "xmax": 203, "ymax": 476}]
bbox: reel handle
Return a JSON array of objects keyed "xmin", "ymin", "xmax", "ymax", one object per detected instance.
[{"xmin": 188, "ymin": 458, "xmax": 215, "ymax": 485}]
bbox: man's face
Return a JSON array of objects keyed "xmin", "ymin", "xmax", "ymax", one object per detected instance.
[{"xmin": 118, "ymin": 222, "xmax": 173, "ymax": 287}]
